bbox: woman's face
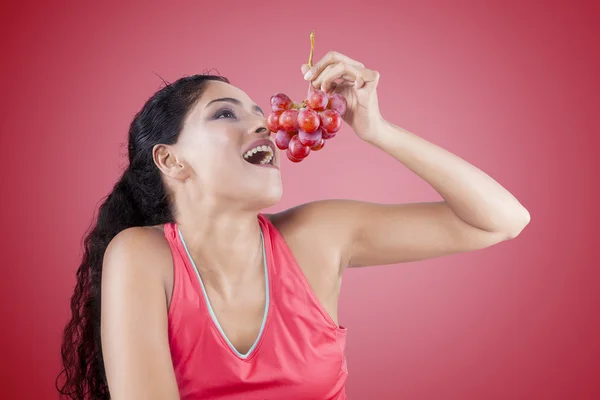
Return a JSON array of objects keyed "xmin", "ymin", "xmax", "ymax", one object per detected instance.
[{"xmin": 170, "ymin": 80, "xmax": 282, "ymax": 210}]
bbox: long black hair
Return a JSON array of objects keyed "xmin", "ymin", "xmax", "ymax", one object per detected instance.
[{"xmin": 56, "ymin": 74, "xmax": 229, "ymax": 399}]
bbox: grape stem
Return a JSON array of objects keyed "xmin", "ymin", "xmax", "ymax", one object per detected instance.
[
  {"xmin": 307, "ymin": 31, "xmax": 315, "ymax": 95},
  {"xmin": 291, "ymin": 101, "xmax": 308, "ymax": 109},
  {"xmin": 308, "ymin": 31, "xmax": 315, "ymax": 68}
]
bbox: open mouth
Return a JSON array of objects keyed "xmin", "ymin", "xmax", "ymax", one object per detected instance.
[{"xmin": 243, "ymin": 145, "xmax": 274, "ymax": 165}]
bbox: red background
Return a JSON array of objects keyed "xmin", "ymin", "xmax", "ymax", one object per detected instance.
[{"xmin": 1, "ymin": 1, "xmax": 598, "ymax": 398}]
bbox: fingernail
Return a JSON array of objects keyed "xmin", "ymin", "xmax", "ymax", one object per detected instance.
[{"xmin": 304, "ymin": 70, "xmax": 314, "ymax": 80}]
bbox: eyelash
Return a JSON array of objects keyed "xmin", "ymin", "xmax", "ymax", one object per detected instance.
[{"xmin": 214, "ymin": 108, "xmax": 237, "ymax": 120}]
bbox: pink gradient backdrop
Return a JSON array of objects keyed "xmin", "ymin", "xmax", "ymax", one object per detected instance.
[{"xmin": 1, "ymin": 1, "xmax": 598, "ymax": 398}]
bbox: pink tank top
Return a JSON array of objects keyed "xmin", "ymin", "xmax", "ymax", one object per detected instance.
[{"xmin": 164, "ymin": 214, "xmax": 348, "ymax": 399}]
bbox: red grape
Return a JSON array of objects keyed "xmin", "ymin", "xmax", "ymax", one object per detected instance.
[
  {"xmin": 311, "ymin": 138, "xmax": 325, "ymax": 151},
  {"xmin": 298, "ymin": 128, "xmax": 322, "ymax": 147},
  {"xmin": 288, "ymin": 135, "xmax": 310, "ymax": 159},
  {"xmin": 322, "ymin": 130, "xmax": 336, "ymax": 140},
  {"xmin": 327, "ymin": 93, "xmax": 347, "ymax": 115},
  {"xmin": 297, "ymin": 109, "xmax": 320, "ymax": 133},
  {"xmin": 271, "ymin": 93, "xmax": 292, "ymax": 111},
  {"xmin": 286, "ymin": 148, "xmax": 304, "ymax": 163},
  {"xmin": 275, "ymin": 130, "xmax": 294, "ymax": 150},
  {"xmin": 267, "ymin": 111, "xmax": 282, "ymax": 132},
  {"xmin": 319, "ymin": 109, "xmax": 342, "ymax": 134},
  {"xmin": 306, "ymin": 89, "xmax": 329, "ymax": 111},
  {"xmin": 279, "ymin": 109, "xmax": 299, "ymax": 132}
]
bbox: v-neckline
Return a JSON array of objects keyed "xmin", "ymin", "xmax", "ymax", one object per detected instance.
[{"xmin": 176, "ymin": 226, "xmax": 270, "ymax": 360}]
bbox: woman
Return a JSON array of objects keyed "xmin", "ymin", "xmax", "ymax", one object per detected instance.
[{"xmin": 57, "ymin": 51, "xmax": 530, "ymax": 399}]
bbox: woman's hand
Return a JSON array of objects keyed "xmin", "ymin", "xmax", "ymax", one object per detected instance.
[{"xmin": 301, "ymin": 51, "xmax": 383, "ymax": 142}]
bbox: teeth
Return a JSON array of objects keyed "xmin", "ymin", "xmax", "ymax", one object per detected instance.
[
  {"xmin": 244, "ymin": 147, "xmax": 271, "ymax": 158},
  {"xmin": 243, "ymin": 145, "xmax": 274, "ymax": 164},
  {"xmin": 260, "ymin": 154, "xmax": 274, "ymax": 164}
]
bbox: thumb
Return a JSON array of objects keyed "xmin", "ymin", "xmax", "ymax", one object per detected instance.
[{"xmin": 300, "ymin": 64, "xmax": 310, "ymax": 75}]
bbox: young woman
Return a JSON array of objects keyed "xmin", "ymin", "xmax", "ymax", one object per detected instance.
[{"xmin": 57, "ymin": 51, "xmax": 530, "ymax": 399}]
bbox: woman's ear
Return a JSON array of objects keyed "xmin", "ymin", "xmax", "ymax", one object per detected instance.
[{"xmin": 152, "ymin": 144, "xmax": 188, "ymax": 181}]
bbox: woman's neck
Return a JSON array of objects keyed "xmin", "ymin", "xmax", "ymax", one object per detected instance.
[{"xmin": 174, "ymin": 197, "xmax": 265, "ymax": 291}]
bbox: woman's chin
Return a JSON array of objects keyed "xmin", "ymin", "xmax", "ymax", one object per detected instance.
[{"xmin": 258, "ymin": 183, "xmax": 283, "ymax": 208}]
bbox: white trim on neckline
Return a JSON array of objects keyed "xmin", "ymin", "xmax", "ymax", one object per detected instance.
[{"xmin": 177, "ymin": 227, "xmax": 270, "ymax": 359}]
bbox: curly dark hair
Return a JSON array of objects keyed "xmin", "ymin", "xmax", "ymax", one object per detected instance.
[{"xmin": 56, "ymin": 74, "xmax": 230, "ymax": 399}]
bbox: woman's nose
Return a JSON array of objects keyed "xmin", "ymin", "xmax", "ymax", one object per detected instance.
[
  {"xmin": 249, "ymin": 112, "xmax": 270, "ymax": 136},
  {"xmin": 252, "ymin": 117, "xmax": 270, "ymax": 136}
]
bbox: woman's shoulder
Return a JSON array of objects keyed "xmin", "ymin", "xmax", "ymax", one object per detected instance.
[
  {"xmin": 262, "ymin": 201, "xmax": 351, "ymax": 271},
  {"xmin": 104, "ymin": 225, "xmax": 174, "ymax": 285},
  {"xmin": 263, "ymin": 200, "xmax": 354, "ymax": 245},
  {"xmin": 107, "ymin": 225, "xmax": 170, "ymax": 252}
]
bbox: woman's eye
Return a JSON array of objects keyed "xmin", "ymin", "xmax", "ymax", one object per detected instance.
[{"xmin": 215, "ymin": 109, "xmax": 236, "ymax": 119}]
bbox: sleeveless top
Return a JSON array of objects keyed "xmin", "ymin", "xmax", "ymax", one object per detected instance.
[{"xmin": 164, "ymin": 214, "xmax": 348, "ymax": 399}]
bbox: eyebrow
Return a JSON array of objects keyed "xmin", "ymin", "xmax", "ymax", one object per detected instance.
[{"xmin": 205, "ymin": 97, "xmax": 264, "ymax": 116}]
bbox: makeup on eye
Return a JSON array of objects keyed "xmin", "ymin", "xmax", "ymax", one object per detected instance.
[
  {"xmin": 206, "ymin": 97, "xmax": 264, "ymax": 118},
  {"xmin": 213, "ymin": 108, "xmax": 237, "ymax": 120}
]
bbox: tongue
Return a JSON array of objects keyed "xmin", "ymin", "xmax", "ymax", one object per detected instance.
[{"xmin": 246, "ymin": 151, "xmax": 267, "ymax": 165}]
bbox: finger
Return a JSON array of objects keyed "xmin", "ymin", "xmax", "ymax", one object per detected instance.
[
  {"xmin": 352, "ymin": 68, "xmax": 380, "ymax": 89},
  {"xmin": 360, "ymin": 69, "xmax": 380, "ymax": 84},
  {"xmin": 314, "ymin": 67, "xmax": 355, "ymax": 85},
  {"xmin": 313, "ymin": 62, "xmax": 363, "ymax": 93},
  {"xmin": 304, "ymin": 51, "xmax": 364, "ymax": 81},
  {"xmin": 312, "ymin": 76, "xmax": 349, "ymax": 93},
  {"xmin": 314, "ymin": 79, "xmax": 352, "ymax": 94},
  {"xmin": 300, "ymin": 64, "xmax": 310, "ymax": 75}
]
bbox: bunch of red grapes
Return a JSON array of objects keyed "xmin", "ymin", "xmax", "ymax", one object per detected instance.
[{"xmin": 268, "ymin": 89, "xmax": 347, "ymax": 162}]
